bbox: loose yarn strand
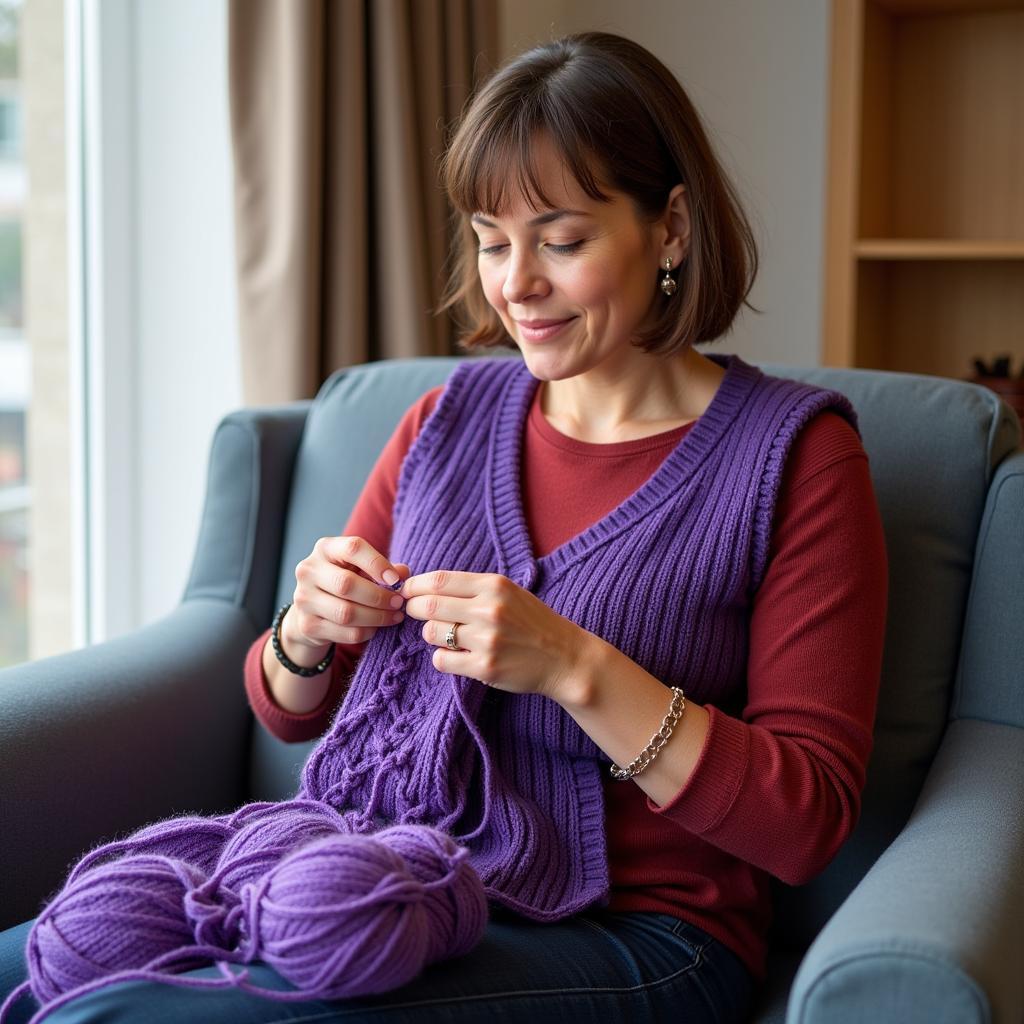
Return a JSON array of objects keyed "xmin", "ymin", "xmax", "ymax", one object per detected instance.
[{"xmin": 442, "ymin": 673, "xmax": 496, "ymax": 845}]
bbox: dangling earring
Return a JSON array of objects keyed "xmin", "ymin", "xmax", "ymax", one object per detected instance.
[{"xmin": 660, "ymin": 256, "xmax": 677, "ymax": 296}]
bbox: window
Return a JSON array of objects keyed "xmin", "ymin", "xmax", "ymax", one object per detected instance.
[{"xmin": 0, "ymin": 0, "xmax": 26, "ymax": 669}]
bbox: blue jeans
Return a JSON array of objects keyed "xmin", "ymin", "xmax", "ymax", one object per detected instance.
[{"xmin": 0, "ymin": 906, "xmax": 755, "ymax": 1023}]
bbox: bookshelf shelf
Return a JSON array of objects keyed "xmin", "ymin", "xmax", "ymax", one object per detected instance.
[{"xmin": 855, "ymin": 240, "xmax": 1024, "ymax": 260}]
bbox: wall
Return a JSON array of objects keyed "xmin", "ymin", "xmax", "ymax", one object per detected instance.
[{"xmin": 500, "ymin": 1, "xmax": 832, "ymax": 366}]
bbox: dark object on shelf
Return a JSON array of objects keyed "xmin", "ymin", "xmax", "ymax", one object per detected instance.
[
  {"xmin": 967, "ymin": 354, "xmax": 1024, "ymax": 426},
  {"xmin": 971, "ymin": 354, "xmax": 1023, "ymax": 379}
]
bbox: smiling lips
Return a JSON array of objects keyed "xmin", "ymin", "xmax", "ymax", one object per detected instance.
[{"xmin": 515, "ymin": 316, "xmax": 577, "ymax": 341}]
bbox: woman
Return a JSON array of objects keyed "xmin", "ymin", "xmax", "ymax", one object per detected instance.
[{"xmin": 0, "ymin": 31, "xmax": 888, "ymax": 1024}]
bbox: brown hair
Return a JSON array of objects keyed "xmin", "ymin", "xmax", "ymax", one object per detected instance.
[{"xmin": 435, "ymin": 31, "xmax": 761, "ymax": 355}]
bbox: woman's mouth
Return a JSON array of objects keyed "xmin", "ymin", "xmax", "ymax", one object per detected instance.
[{"xmin": 516, "ymin": 317, "xmax": 577, "ymax": 342}]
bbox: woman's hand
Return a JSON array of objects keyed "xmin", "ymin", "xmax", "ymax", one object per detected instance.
[
  {"xmin": 399, "ymin": 570, "xmax": 587, "ymax": 699},
  {"xmin": 283, "ymin": 536, "xmax": 411, "ymax": 663}
]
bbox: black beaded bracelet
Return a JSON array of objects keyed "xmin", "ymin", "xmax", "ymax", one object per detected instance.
[{"xmin": 270, "ymin": 602, "xmax": 336, "ymax": 677}]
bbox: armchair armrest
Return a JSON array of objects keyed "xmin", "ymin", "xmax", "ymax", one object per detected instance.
[
  {"xmin": 182, "ymin": 401, "xmax": 312, "ymax": 625},
  {"xmin": 788, "ymin": 717, "xmax": 1024, "ymax": 1023},
  {"xmin": 954, "ymin": 449, "xmax": 1024, "ymax": 727}
]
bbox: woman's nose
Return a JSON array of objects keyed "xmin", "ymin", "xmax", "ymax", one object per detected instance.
[{"xmin": 502, "ymin": 251, "xmax": 550, "ymax": 305}]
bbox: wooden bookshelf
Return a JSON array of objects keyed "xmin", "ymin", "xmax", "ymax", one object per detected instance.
[{"xmin": 823, "ymin": 0, "xmax": 1024, "ymax": 383}]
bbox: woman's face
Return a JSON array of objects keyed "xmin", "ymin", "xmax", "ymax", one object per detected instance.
[{"xmin": 471, "ymin": 136, "xmax": 674, "ymax": 381}]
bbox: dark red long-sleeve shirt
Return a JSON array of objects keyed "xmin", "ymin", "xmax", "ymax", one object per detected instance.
[{"xmin": 244, "ymin": 378, "xmax": 888, "ymax": 982}]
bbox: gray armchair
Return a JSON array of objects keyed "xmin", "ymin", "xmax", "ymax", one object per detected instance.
[{"xmin": 2, "ymin": 355, "xmax": 1022, "ymax": 1023}]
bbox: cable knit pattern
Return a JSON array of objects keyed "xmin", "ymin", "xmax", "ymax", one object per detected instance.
[{"xmin": 296, "ymin": 352, "xmax": 859, "ymax": 922}]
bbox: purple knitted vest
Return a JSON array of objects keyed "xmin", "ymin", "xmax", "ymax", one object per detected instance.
[{"xmin": 297, "ymin": 352, "xmax": 859, "ymax": 920}]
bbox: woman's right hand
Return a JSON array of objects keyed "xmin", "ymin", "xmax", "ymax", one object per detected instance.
[{"xmin": 281, "ymin": 536, "xmax": 409, "ymax": 663}]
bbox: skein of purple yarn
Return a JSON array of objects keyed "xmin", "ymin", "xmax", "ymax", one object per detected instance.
[
  {"xmin": 0, "ymin": 810, "xmax": 489, "ymax": 1024},
  {"xmin": 243, "ymin": 829, "xmax": 487, "ymax": 995},
  {"xmin": 376, "ymin": 822, "xmax": 488, "ymax": 961}
]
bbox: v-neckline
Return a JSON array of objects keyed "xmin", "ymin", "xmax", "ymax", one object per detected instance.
[{"xmin": 485, "ymin": 352, "xmax": 759, "ymax": 589}]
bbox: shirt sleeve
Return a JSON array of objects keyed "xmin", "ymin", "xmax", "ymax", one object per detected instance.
[
  {"xmin": 244, "ymin": 385, "xmax": 447, "ymax": 743},
  {"xmin": 642, "ymin": 411, "xmax": 890, "ymax": 886}
]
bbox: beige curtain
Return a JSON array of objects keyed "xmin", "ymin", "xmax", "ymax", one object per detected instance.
[{"xmin": 229, "ymin": 0, "xmax": 499, "ymax": 405}]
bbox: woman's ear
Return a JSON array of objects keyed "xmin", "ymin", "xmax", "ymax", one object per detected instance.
[{"xmin": 659, "ymin": 183, "xmax": 691, "ymax": 266}]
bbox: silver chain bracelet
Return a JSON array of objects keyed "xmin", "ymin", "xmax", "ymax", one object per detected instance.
[{"xmin": 608, "ymin": 686, "xmax": 687, "ymax": 781}]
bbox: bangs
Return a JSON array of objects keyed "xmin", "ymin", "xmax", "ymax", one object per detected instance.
[{"xmin": 443, "ymin": 108, "xmax": 614, "ymax": 219}]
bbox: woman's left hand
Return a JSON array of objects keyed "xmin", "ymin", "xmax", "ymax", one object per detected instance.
[{"xmin": 399, "ymin": 570, "xmax": 586, "ymax": 700}]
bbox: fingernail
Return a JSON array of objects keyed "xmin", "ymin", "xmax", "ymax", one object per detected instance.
[{"xmin": 383, "ymin": 569, "xmax": 399, "ymax": 585}]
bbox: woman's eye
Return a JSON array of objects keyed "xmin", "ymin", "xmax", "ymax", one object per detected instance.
[
  {"xmin": 476, "ymin": 241, "xmax": 583, "ymax": 256},
  {"xmin": 546, "ymin": 241, "xmax": 584, "ymax": 254}
]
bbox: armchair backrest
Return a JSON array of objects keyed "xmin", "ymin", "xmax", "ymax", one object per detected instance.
[{"xmin": 247, "ymin": 354, "xmax": 1023, "ymax": 953}]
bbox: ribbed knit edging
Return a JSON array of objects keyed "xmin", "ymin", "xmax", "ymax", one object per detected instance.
[
  {"xmin": 391, "ymin": 357, "xmax": 480, "ymax": 527},
  {"xmin": 488, "ymin": 361, "xmax": 538, "ymax": 588},
  {"xmin": 482, "ymin": 752, "xmax": 611, "ymax": 921},
  {"xmin": 749, "ymin": 384, "xmax": 859, "ymax": 594}
]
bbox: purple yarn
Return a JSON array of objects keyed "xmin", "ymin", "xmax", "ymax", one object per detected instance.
[
  {"xmin": 0, "ymin": 804, "xmax": 488, "ymax": 1024},
  {"xmin": 28, "ymin": 855, "xmax": 209, "ymax": 1004},
  {"xmin": 212, "ymin": 800, "xmax": 353, "ymax": 892},
  {"xmin": 375, "ymin": 823, "xmax": 488, "ymax": 961},
  {"xmin": 243, "ymin": 833, "xmax": 458, "ymax": 996}
]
